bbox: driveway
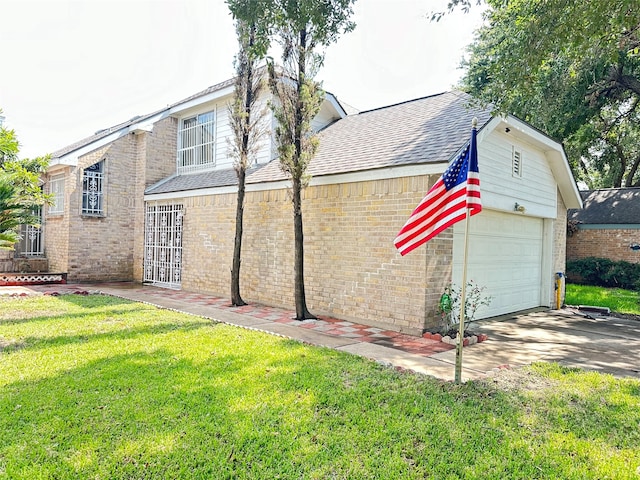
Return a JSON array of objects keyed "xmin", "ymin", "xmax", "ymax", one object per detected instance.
[{"xmin": 430, "ymin": 309, "xmax": 640, "ymax": 379}]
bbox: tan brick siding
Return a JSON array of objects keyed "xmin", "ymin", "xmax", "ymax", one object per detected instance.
[
  {"xmin": 171, "ymin": 175, "xmax": 451, "ymax": 334},
  {"xmin": 133, "ymin": 117, "xmax": 178, "ymax": 281},
  {"xmin": 44, "ymin": 167, "xmax": 71, "ymax": 274},
  {"xmin": 567, "ymin": 227, "xmax": 640, "ymax": 263},
  {"xmin": 552, "ymin": 190, "xmax": 568, "ymax": 305}
]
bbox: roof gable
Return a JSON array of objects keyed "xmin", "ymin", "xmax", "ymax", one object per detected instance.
[{"xmin": 569, "ymin": 188, "xmax": 640, "ymax": 224}]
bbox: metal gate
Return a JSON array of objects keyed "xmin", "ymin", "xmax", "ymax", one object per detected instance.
[
  {"xmin": 143, "ymin": 203, "xmax": 183, "ymax": 289},
  {"xmin": 18, "ymin": 207, "xmax": 44, "ymax": 257}
]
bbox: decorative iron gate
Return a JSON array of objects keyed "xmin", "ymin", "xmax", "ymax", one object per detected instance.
[
  {"xmin": 18, "ymin": 207, "xmax": 43, "ymax": 257},
  {"xmin": 143, "ymin": 203, "xmax": 183, "ymax": 288}
]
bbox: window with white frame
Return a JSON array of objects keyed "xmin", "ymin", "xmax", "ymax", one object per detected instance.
[
  {"xmin": 82, "ymin": 160, "xmax": 104, "ymax": 215},
  {"xmin": 177, "ymin": 111, "xmax": 216, "ymax": 174},
  {"xmin": 48, "ymin": 174, "xmax": 65, "ymax": 215}
]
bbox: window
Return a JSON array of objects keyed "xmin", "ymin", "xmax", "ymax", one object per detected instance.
[
  {"xmin": 512, "ymin": 147, "xmax": 523, "ymax": 178},
  {"xmin": 177, "ymin": 111, "xmax": 216, "ymax": 174},
  {"xmin": 48, "ymin": 174, "xmax": 65, "ymax": 215},
  {"xmin": 82, "ymin": 161, "xmax": 104, "ymax": 215}
]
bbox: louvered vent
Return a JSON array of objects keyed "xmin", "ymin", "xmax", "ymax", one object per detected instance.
[{"xmin": 512, "ymin": 148, "xmax": 522, "ymax": 177}]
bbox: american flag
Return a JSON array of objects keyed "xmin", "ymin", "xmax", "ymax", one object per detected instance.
[{"xmin": 394, "ymin": 126, "xmax": 481, "ymax": 256}]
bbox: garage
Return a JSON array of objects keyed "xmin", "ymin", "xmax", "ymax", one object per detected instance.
[{"xmin": 453, "ymin": 209, "xmax": 545, "ymax": 320}]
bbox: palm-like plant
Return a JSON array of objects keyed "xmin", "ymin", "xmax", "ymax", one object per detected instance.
[{"xmin": 0, "ymin": 173, "xmax": 40, "ymax": 250}]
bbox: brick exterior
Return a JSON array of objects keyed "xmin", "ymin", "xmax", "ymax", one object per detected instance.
[
  {"xmin": 553, "ymin": 190, "xmax": 568, "ymax": 305},
  {"xmin": 169, "ymin": 175, "xmax": 450, "ymax": 335},
  {"xmin": 44, "ymin": 117, "xmax": 178, "ymax": 283},
  {"xmin": 567, "ymin": 227, "xmax": 640, "ymax": 263}
]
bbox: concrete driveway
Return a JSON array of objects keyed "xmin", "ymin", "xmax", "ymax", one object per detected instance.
[{"xmin": 431, "ymin": 309, "xmax": 640, "ymax": 379}]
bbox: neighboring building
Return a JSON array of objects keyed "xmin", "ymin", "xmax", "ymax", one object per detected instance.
[
  {"xmin": 38, "ymin": 80, "xmax": 582, "ymax": 334},
  {"xmin": 567, "ymin": 188, "xmax": 640, "ymax": 263}
]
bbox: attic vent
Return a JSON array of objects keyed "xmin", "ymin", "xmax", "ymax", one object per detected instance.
[{"xmin": 512, "ymin": 148, "xmax": 523, "ymax": 178}]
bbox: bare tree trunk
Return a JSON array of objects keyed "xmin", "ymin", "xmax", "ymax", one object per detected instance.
[
  {"xmin": 292, "ymin": 176, "xmax": 313, "ymax": 319},
  {"xmin": 290, "ymin": 27, "xmax": 315, "ymax": 320},
  {"xmin": 625, "ymin": 154, "xmax": 640, "ymax": 187},
  {"xmin": 231, "ymin": 167, "xmax": 247, "ymax": 306}
]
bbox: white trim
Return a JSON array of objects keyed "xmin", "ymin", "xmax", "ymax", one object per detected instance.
[
  {"xmin": 144, "ymin": 163, "xmax": 447, "ymax": 202},
  {"xmin": 324, "ymin": 92, "xmax": 348, "ymax": 119},
  {"xmin": 168, "ymin": 86, "xmax": 235, "ymax": 117},
  {"xmin": 51, "ymin": 110, "xmax": 173, "ymax": 167},
  {"xmin": 50, "ymin": 86, "xmax": 235, "ymax": 168},
  {"xmin": 481, "ymin": 115, "xmax": 582, "ymax": 210}
]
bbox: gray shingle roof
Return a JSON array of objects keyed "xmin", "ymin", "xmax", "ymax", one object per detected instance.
[
  {"xmin": 145, "ymin": 164, "xmax": 265, "ymax": 195},
  {"xmin": 568, "ymin": 188, "xmax": 640, "ymax": 224},
  {"xmin": 246, "ymin": 90, "xmax": 492, "ymax": 184},
  {"xmin": 51, "ymin": 77, "xmax": 236, "ymax": 160}
]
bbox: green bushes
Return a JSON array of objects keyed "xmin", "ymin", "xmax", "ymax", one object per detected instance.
[{"xmin": 566, "ymin": 257, "xmax": 640, "ymax": 290}]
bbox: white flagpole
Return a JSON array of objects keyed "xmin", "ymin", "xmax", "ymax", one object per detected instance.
[
  {"xmin": 454, "ymin": 208, "xmax": 471, "ymax": 384},
  {"xmin": 454, "ymin": 117, "xmax": 478, "ymax": 384}
]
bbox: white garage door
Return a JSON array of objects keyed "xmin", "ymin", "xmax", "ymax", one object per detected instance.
[{"xmin": 453, "ymin": 210, "xmax": 544, "ymax": 319}]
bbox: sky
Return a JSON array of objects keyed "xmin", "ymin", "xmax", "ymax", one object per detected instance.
[{"xmin": 1, "ymin": 0, "xmax": 485, "ymax": 159}]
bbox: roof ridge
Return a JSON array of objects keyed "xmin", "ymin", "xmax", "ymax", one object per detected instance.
[{"xmin": 357, "ymin": 91, "xmax": 455, "ymax": 115}]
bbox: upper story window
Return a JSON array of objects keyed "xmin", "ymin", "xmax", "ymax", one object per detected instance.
[
  {"xmin": 48, "ymin": 174, "xmax": 65, "ymax": 215},
  {"xmin": 82, "ymin": 160, "xmax": 104, "ymax": 216},
  {"xmin": 177, "ymin": 111, "xmax": 216, "ymax": 174}
]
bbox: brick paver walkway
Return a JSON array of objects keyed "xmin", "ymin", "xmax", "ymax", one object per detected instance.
[{"xmin": 1, "ymin": 282, "xmax": 454, "ymax": 358}]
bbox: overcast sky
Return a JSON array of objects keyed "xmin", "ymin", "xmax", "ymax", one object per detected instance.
[{"xmin": 1, "ymin": 0, "xmax": 485, "ymax": 159}]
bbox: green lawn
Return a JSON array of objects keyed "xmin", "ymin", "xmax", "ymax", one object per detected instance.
[
  {"xmin": 1, "ymin": 294, "xmax": 639, "ymax": 479},
  {"xmin": 565, "ymin": 283, "xmax": 640, "ymax": 315}
]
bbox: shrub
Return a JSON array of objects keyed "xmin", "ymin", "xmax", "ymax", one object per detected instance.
[
  {"xmin": 566, "ymin": 257, "xmax": 640, "ymax": 291},
  {"xmin": 437, "ymin": 281, "xmax": 492, "ymax": 335}
]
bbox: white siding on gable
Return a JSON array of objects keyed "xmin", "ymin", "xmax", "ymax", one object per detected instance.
[
  {"xmin": 311, "ymin": 100, "xmax": 341, "ymax": 132},
  {"xmin": 479, "ymin": 130, "xmax": 557, "ymax": 218},
  {"xmin": 215, "ymin": 104, "xmax": 232, "ymax": 169}
]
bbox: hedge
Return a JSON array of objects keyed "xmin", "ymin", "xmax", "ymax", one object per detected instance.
[{"xmin": 566, "ymin": 257, "xmax": 640, "ymax": 291}]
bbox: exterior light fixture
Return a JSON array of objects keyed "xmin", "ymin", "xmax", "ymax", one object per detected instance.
[{"xmin": 514, "ymin": 202, "xmax": 526, "ymax": 213}]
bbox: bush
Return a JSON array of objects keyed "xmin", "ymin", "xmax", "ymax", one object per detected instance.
[{"xmin": 566, "ymin": 257, "xmax": 640, "ymax": 291}]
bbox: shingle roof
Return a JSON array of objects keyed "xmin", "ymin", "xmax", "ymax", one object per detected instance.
[
  {"xmin": 568, "ymin": 188, "xmax": 640, "ymax": 224},
  {"xmin": 246, "ymin": 90, "xmax": 492, "ymax": 184},
  {"xmin": 51, "ymin": 77, "xmax": 236, "ymax": 160},
  {"xmin": 145, "ymin": 165, "xmax": 265, "ymax": 195}
]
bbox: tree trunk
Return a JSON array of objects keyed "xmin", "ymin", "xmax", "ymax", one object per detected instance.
[
  {"xmin": 290, "ymin": 27, "xmax": 315, "ymax": 320},
  {"xmin": 292, "ymin": 176, "xmax": 315, "ymax": 320},
  {"xmin": 231, "ymin": 167, "xmax": 246, "ymax": 306}
]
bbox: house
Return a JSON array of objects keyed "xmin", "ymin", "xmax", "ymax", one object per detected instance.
[
  {"xmin": 567, "ymin": 187, "xmax": 640, "ymax": 263},
  {"xmin": 39, "ymin": 80, "xmax": 582, "ymax": 335}
]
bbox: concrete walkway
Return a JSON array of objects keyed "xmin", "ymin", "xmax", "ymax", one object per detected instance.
[{"xmin": 2, "ymin": 282, "xmax": 639, "ymax": 381}]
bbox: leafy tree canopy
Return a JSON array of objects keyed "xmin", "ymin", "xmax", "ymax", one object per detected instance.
[
  {"xmin": 0, "ymin": 111, "xmax": 51, "ymax": 249},
  {"xmin": 457, "ymin": 0, "xmax": 640, "ymax": 187}
]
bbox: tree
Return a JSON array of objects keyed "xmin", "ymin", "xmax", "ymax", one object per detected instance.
[
  {"xmin": 0, "ymin": 111, "xmax": 51, "ymax": 249},
  {"xmin": 0, "ymin": 110, "xmax": 19, "ymax": 166},
  {"xmin": 226, "ymin": 0, "xmax": 272, "ymax": 306},
  {"xmin": 267, "ymin": 0, "xmax": 356, "ymax": 320},
  {"xmin": 457, "ymin": 0, "xmax": 640, "ymax": 187}
]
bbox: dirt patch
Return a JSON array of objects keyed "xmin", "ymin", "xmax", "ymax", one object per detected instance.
[
  {"xmin": 480, "ymin": 367, "xmax": 558, "ymax": 393},
  {"xmin": 610, "ymin": 312, "xmax": 640, "ymax": 322}
]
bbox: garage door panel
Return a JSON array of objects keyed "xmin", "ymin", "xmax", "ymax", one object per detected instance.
[{"xmin": 453, "ymin": 210, "xmax": 544, "ymax": 319}]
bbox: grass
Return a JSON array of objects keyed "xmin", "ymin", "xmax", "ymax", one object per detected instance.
[
  {"xmin": 1, "ymin": 294, "xmax": 639, "ymax": 479},
  {"xmin": 566, "ymin": 283, "xmax": 640, "ymax": 315}
]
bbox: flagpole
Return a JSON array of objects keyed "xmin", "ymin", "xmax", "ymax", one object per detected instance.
[
  {"xmin": 454, "ymin": 117, "xmax": 478, "ymax": 384},
  {"xmin": 454, "ymin": 208, "xmax": 471, "ymax": 384}
]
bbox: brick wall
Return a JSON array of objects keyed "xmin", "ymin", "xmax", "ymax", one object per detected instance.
[
  {"xmin": 45, "ymin": 117, "xmax": 178, "ymax": 283},
  {"xmin": 133, "ymin": 117, "xmax": 178, "ymax": 281},
  {"xmin": 553, "ymin": 190, "xmax": 568, "ymax": 306},
  {"xmin": 44, "ymin": 167, "xmax": 71, "ymax": 274},
  {"xmin": 567, "ymin": 227, "xmax": 640, "ymax": 263},
  {"xmin": 173, "ymin": 175, "xmax": 450, "ymax": 335}
]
